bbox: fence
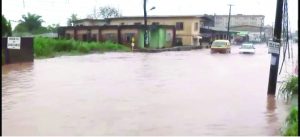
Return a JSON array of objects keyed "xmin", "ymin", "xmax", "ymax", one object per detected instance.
[{"xmin": 2, "ymin": 37, "xmax": 34, "ymax": 65}]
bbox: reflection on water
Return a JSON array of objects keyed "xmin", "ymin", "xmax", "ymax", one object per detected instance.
[
  {"xmin": 2, "ymin": 45, "xmax": 296, "ymax": 135},
  {"xmin": 265, "ymin": 95, "xmax": 280, "ymax": 135}
]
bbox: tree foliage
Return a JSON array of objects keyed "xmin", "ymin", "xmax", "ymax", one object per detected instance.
[
  {"xmin": 47, "ymin": 24, "xmax": 60, "ymax": 32},
  {"xmin": 2, "ymin": 15, "xmax": 12, "ymax": 36},
  {"xmin": 87, "ymin": 6, "xmax": 122, "ymax": 19},
  {"xmin": 67, "ymin": 14, "xmax": 79, "ymax": 26},
  {"xmin": 14, "ymin": 13, "xmax": 46, "ymax": 34}
]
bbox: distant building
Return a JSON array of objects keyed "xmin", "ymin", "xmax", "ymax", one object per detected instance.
[
  {"xmin": 71, "ymin": 15, "xmax": 203, "ymax": 46},
  {"xmin": 214, "ymin": 14, "xmax": 265, "ymax": 28},
  {"xmin": 263, "ymin": 25, "xmax": 273, "ymax": 40},
  {"xmin": 68, "ymin": 14, "xmax": 269, "ymax": 46},
  {"xmin": 107, "ymin": 15, "xmax": 203, "ymax": 46},
  {"xmin": 200, "ymin": 15, "xmax": 238, "ymax": 44},
  {"xmin": 73, "ymin": 19, "xmax": 107, "ymax": 26},
  {"xmin": 34, "ymin": 32, "xmax": 58, "ymax": 38},
  {"xmin": 58, "ymin": 25, "xmax": 175, "ymax": 49}
]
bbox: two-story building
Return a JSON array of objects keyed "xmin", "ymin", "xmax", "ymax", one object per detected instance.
[
  {"xmin": 106, "ymin": 15, "xmax": 203, "ymax": 46},
  {"xmin": 58, "ymin": 25, "xmax": 176, "ymax": 49},
  {"xmin": 72, "ymin": 15, "xmax": 203, "ymax": 46},
  {"xmin": 73, "ymin": 19, "xmax": 107, "ymax": 26},
  {"xmin": 200, "ymin": 14, "xmax": 269, "ymax": 43}
]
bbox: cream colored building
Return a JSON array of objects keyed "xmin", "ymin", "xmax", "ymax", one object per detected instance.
[
  {"xmin": 108, "ymin": 16, "xmax": 203, "ymax": 46},
  {"xmin": 73, "ymin": 16, "xmax": 203, "ymax": 46},
  {"xmin": 73, "ymin": 19, "xmax": 106, "ymax": 26}
]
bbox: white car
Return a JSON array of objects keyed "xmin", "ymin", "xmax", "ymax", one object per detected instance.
[{"xmin": 239, "ymin": 43, "xmax": 255, "ymax": 54}]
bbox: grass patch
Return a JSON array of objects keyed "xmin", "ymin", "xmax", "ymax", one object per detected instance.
[
  {"xmin": 279, "ymin": 75, "xmax": 298, "ymax": 136},
  {"xmin": 279, "ymin": 75, "xmax": 298, "ymax": 102},
  {"xmin": 34, "ymin": 37, "xmax": 131, "ymax": 58},
  {"xmin": 282, "ymin": 106, "xmax": 298, "ymax": 136}
]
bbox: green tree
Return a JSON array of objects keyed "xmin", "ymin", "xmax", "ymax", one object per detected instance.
[
  {"xmin": 2, "ymin": 15, "xmax": 12, "ymax": 36},
  {"xmin": 47, "ymin": 24, "xmax": 60, "ymax": 32},
  {"xmin": 14, "ymin": 13, "xmax": 44, "ymax": 34},
  {"xmin": 67, "ymin": 14, "xmax": 78, "ymax": 26},
  {"xmin": 99, "ymin": 6, "xmax": 122, "ymax": 19},
  {"xmin": 87, "ymin": 6, "xmax": 122, "ymax": 19}
]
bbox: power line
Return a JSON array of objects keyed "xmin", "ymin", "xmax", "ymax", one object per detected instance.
[{"xmin": 279, "ymin": 0, "xmax": 292, "ymax": 75}]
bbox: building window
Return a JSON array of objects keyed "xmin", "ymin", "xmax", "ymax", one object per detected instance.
[
  {"xmin": 103, "ymin": 33, "xmax": 117, "ymax": 42},
  {"xmin": 66, "ymin": 34, "xmax": 71, "ymax": 39},
  {"xmin": 134, "ymin": 22, "xmax": 141, "ymax": 25},
  {"xmin": 120, "ymin": 22, "xmax": 125, "ymax": 25},
  {"xmin": 92, "ymin": 34, "xmax": 97, "ymax": 41},
  {"xmin": 152, "ymin": 22, "xmax": 159, "ymax": 25},
  {"xmin": 82, "ymin": 34, "xmax": 88, "ymax": 41},
  {"xmin": 123, "ymin": 33, "xmax": 135, "ymax": 43},
  {"xmin": 176, "ymin": 22, "xmax": 184, "ymax": 30},
  {"xmin": 176, "ymin": 37, "xmax": 183, "ymax": 46},
  {"xmin": 194, "ymin": 22, "xmax": 199, "ymax": 31}
]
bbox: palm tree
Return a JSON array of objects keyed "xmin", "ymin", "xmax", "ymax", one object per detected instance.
[{"xmin": 18, "ymin": 13, "xmax": 44, "ymax": 33}]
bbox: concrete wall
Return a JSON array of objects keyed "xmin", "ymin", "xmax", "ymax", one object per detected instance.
[
  {"xmin": 2, "ymin": 37, "xmax": 34, "ymax": 65},
  {"xmin": 75, "ymin": 20, "xmax": 106, "ymax": 26},
  {"xmin": 60, "ymin": 25, "xmax": 175, "ymax": 49},
  {"xmin": 102, "ymin": 29, "xmax": 118, "ymax": 42}
]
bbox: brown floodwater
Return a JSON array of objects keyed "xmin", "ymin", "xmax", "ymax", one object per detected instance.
[{"xmin": 2, "ymin": 43, "xmax": 298, "ymax": 135}]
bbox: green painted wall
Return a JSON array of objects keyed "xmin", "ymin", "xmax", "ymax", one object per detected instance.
[
  {"xmin": 149, "ymin": 28, "xmax": 167, "ymax": 49},
  {"xmin": 158, "ymin": 28, "xmax": 166, "ymax": 48},
  {"xmin": 137, "ymin": 27, "xmax": 169, "ymax": 49},
  {"xmin": 150, "ymin": 30, "xmax": 159, "ymax": 48},
  {"xmin": 138, "ymin": 30, "xmax": 145, "ymax": 48}
]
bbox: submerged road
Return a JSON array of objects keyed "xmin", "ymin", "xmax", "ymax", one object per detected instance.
[{"xmin": 2, "ymin": 43, "xmax": 298, "ymax": 135}]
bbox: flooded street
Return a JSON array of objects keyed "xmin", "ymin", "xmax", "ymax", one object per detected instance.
[{"xmin": 2, "ymin": 43, "xmax": 298, "ymax": 135}]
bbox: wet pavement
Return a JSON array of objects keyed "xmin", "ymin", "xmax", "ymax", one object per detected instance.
[{"xmin": 2, "ymin": 43, "xmax": 298, "ymax": 135}]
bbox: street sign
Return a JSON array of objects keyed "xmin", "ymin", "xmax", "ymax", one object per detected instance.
[
  {"xmin": 7, "ymin": 37, "xmax": 21, "ymax": 49},
  {"xmin": 268, "ymin": 41, "xmax": 280, "ymax": 54}
]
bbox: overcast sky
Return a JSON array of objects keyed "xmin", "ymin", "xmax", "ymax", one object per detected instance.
[{"xmin": 2, "ymin": 0, "xmax": 298, "ymax": 31}]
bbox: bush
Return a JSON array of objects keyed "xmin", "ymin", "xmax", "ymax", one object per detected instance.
[
  {"xmin": 34, "ymin": 37, "xmax": 55, "ymax": 57},
  {"xmin": 33, "ymin": 37, "xmax": 130, "ymax": 58},
  {"xmin": 282, "ymin": 106, "xmax": 298, "ymax": 136},
  {"xmin": 279, "ymin": 75, "xmax": 298, "ymax": 101}
]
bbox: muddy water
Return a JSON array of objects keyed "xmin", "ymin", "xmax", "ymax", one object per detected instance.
[{"xmin": 2, "ymin": 44, "xmax": 297, "ymax": 135}]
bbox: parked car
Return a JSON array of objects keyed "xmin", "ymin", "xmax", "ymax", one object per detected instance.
[
  {"xmin": 239, "ymin": 43, "xmax": 255, "ymax": 54},
  {"xmin": 210, "ymin": 40, "xmax": 231, "ymax": 53}
]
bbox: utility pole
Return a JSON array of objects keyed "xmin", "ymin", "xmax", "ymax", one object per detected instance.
[
  {"xmin": 227, "ymin": 4, "xmax": 233, "ymax": 42},
  {"xmin": 143, "ymin": 0, "xmax": 149, "ymax": 48},
  {"xmin": 267, "ymin": 0, "xmax": 284, "ymax": 95},
  {"xmin": 260, "ymin": 17, "xmax": 264, "ymax": 42}
]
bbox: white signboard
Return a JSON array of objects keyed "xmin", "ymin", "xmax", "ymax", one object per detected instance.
[
  {"xmin": 7, "ymin": 37, "xmax": 21, "ymax": 49},
  {"xmin": 268, "ymin": 41, "xmax": 280, "ymax": 54}
]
